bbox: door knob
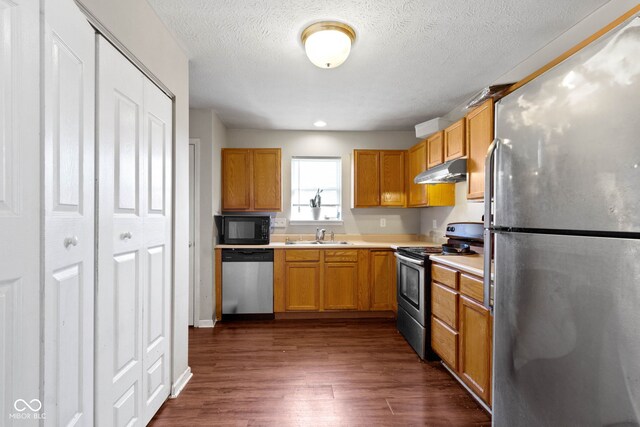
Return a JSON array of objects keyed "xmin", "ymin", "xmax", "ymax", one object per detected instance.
[
  {"xmin": 64, "ymin": 236, "xmax": 79, "ymax": 248},
  {"xmin": 121, "ymin": 232, "xmax": 133, "ymax": 240}
]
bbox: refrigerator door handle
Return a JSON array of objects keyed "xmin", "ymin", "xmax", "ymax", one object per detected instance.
[{"xmin": 483, "ymin": 138, "xmax": 500, "ymax": 311}]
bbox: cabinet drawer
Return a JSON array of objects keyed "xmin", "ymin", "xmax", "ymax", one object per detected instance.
[
  {"xmin": 460, "ymin": 273, "xmax": 484, "ymax": 303},
  {"xmin": 432, "ymin": 263, "xmax": 458, "ymax": 289},
  {"xmin": 285, "ymin": 250, "xmax": 320, "ymax": 262},
  {"xmin": 432, "ymin": 281, "xmax": 458, "ymax": 329},
  {"xmin": 324, "ymin": 250, "xmax": 358, "ymax": 262},
  {"xmin": 432, "ymin": 316, "xmax": 458, "ymax": 370}
]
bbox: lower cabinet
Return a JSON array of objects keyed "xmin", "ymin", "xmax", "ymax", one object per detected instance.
[
  {"xmin": 459, "ymin": 295, "xmax": 492, "ymax": 405},
  {"xmin": 430, "ymin": 261, "xmax": 492, "ymax": 407},
  {"xmin": 323, "ymin": 263, "xmax": 358, "ymax": 310},
  {"xmin": 286, "ymin": 263, "xmax": 321, "ymax": 311},
  {"xmin": 271, "ymin": 248, "xmax": 397, "ymax": 314},
  {"xmin": 370, "ymin": 250, "xmax": 396, "ymax": 311}
]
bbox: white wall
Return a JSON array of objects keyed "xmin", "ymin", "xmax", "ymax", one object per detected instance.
[
  {"xmin": 76, "ymin": 0, "xmax": 191, "ymax": 392},
  {"xmin": 419, "ymin": 181, "xmax": 484, "ymax": 243},
  {"xmin": 189, "ymin": 109, "xmax": 227, "ymax": 325},
  {"xmin": 226, "ymin": 129, "xmax": 423, "ymax": 235}
]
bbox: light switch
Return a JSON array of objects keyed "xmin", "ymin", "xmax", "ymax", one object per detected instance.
[
  {"xmin": 380, "ymin": 218, "xmax": 386, "ymax": 227},
  {"xmin": 432, "ymin": 219, "xmax": 437, "ymax": 229}
]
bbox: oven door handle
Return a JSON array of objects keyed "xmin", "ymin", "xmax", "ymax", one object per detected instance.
[{"xmin": 394, "ymin": 252, "xmax": 425, "ymax": 266}]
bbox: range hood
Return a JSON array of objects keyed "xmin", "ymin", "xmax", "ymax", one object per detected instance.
[{"xmin": 414, "ymin": 158, "xmax": 467, "ymax": 184}]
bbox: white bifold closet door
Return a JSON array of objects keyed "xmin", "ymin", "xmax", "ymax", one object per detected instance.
[
  {"xmin": 42, "ymin": 0, "xmax": 96, "ymax": 424},
  {"xmin": 95, "ymin": 37, "xmax": 173, "ymax": 426},
  {"xmin": 0, "ymin": 0, "xmax": 40, "ymax": 424}
]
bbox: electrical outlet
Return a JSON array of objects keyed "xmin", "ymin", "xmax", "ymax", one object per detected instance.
[
  {"xmin": 273, "ymin": 218, "xmax": 287, "ymax": 228},
  {"xmin": 380, "ymin": 218, "xmax": 386, "ymax": 228},
  {"xmin": 432, "ymin": 219, "xmax": 437, "ymax": 229}
]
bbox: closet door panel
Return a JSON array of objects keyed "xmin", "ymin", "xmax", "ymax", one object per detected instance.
[
  {"xmin": 0, "ymin": 0, "xmax": 40, "ymax": 424},
  {"xmin": 141, "ymin": 78, "xmax": 172, "ymax": 425},
  {"xmin": 96, "ymin": 36, "xmax": 145, "ymax": 427},
  {"xmin": 43, "ymin": 0, "xmax": 96, "ymax": 424}
]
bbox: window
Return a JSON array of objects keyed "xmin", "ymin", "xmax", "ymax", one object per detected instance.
[{"xmin": 291, "ymin": 157, "xmax": 342, "ymax": 221}]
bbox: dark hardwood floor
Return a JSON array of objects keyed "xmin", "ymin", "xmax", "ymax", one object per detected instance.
[{"xmin": 150, "ymin": 319, "xmax": 490, "ymax": 426}]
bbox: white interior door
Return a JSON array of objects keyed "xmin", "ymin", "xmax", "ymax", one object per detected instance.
[
  {"xmin": 95, "ymin": 36, "xmax": 172, "ymax": 427},
  {"xmin": 0, "ymin": 0, "xmax": 41, "ymax": 424},
  {"xmin": 42, "ymin": 0, "xmax": 95, "ymax": 424},
  {"xmin": 188, "ymin": 143, "xmax": 195, "ymax": 326},
  {"xmin": 140, "ymin": 76, "xmax": 172, "ymax": 425}
]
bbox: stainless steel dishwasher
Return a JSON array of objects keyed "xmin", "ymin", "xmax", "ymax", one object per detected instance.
[{"xmin": 221, "ymin": 248, "xmax": 274, "ymax": 320}]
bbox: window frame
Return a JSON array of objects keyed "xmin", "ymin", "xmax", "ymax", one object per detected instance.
[{"xmin": 289, "ymin": 156, "xmax": 343, "ymax": 224}]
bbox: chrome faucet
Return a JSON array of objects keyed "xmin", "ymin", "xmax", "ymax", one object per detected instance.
[{"xmin": 315, "ymin": 228, "xmax": 326, "ymax": 242}]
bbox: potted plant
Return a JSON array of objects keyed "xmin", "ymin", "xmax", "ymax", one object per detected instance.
[{"xmin": 310, "ymin": 189, "xmax": 322, "ymax": 220}]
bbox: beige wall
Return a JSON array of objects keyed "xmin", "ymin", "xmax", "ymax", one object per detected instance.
[
  {"xmin": 189, "ymin": 109, "xmax": 227, "ymax": 325},
  {"xmin": 227, "ymin": 129, "xmax": 423, "ymax": 235},
  {"xmin": 76, "ymin": 0, "xmax": 191, "ymax": 391}
]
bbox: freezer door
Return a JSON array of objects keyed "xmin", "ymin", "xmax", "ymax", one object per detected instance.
[
  {"xmin": 493, "ymin": 232, "xmax": 640, "ymax": 426},
  {"xmin": 494, "ymin": 16, "xmax": 640, "ymax": 233}
]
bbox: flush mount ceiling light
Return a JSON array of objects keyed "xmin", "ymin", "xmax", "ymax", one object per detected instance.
[
  {"xmin": 301, "ymin": 21, "xmax": 356, "ymax": 69},
  {"xmin": 313, "ymin": 120, "xmax": 327, "ymax": 127}
]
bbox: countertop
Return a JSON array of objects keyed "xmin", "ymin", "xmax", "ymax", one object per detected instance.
[
  {"xmin": 429, "ymin": 254, "xmax": 493, "ymax": 279},
  {"xmin": 215, "ymin": 241, "xmax": 441, "ymax": 249}
]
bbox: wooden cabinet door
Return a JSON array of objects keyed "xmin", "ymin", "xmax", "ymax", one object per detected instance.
[
  {"xmin": 458, "ymin": 295, "xmax": 492, "ymax": 404},
  {"xmin": 427, "ymin": 131, "xmax": 444, "ymax": 169},
  {"xmin": 466, "ymin": 99, "xmax": 494, "ymax": 200},
  {"xmin": 323, "ymin": 263, "xmax": 358, "ymax": 310},
  {"xmin": 407, "ymin": 140, "xmax": 428, "ymax": 206},
  {"xmin": 286, "ymin": 263, "xmax": 320, "ymax": 311},
  {"xmin": 380, "ymin": 151, "xmax": 405, "ymax": 207},
  {"xmin": 353, "ymin": 150, "xmax": 380, "ymax": 207},
  {"xmin": 370, "ymin": 250, "xmax": 395, "ymax": 310},
  {"xmin": 444, "ymin": 118, "xmax": 466, "ymax": 161},
  {"xmin": 253, "ymin": 148, "xmax": 281, "ymax": 211},
  {"xmin": 222, "ymin": 149, "xmax": 251, "ymax": 210}
]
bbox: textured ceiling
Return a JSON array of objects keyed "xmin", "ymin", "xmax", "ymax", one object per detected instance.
[{"xmin": 148, "ymin": 0, "xmax": 611, "ymax": 131}]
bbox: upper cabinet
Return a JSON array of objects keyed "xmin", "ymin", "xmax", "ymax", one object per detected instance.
[
  {"xmin": 444, "ymin": 118, "xmax": 466, "ymax": 161},
  {"xmin": 380, "ymin": 151, "xmax": 406, "ymax": 207},
  {"xmin": 407, "ymin": 140, "xmax": 455, "ymax": 207},
  {"xmin": 353, "ymin": 150, "xmax": 405, "ymax": 208},
  {"xmin": 466, "ymin": 99, "xmax": 494, "ymax": 200},
  {"xmin": 222, "ymin": 148, "xmax": 282, "ymax": 211},
  {"xmin": 427, "ymin": 131, "xmax": 444, "ymax": 169}
]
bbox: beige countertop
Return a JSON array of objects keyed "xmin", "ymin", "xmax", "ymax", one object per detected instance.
[
  {"xmin": 215, "ymin": 240, "xmax": 441, "ymax": 249},
  {"xmin": 215, "ymin": 233, "xmax": 441, "ymax": 250},
  {"xmin": 429, "ymin": 254, "xmax": 494, "ymax": 279}
]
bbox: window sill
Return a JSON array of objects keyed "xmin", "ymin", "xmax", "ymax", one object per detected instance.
[{"xmin": 288, "ymin": 220, "xmax": 344, "ymax": 226}]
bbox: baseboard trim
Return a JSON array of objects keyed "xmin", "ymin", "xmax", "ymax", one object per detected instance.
[
  {"xmin": 275, "ymin": 311, "xmax": 396, "ymax": 320},
  {"xmin": 197, "ymin": 319, "xmax": 215, "ymax": 328},
  {"xmin": 170, "ymin": 366, "xmax": 193, "ymax": 398}
]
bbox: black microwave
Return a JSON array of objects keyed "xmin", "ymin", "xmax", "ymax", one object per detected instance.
[{"xmin": 215, "ymin": 215, "xmax": 271, "ymax": 245}]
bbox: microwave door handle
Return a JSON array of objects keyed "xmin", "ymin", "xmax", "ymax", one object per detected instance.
[{"xmin": 483, "ymin": 138, "xmax": 499, "ymax": 312}]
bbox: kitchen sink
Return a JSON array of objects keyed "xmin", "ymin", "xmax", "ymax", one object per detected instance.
[{"xmin": 285, "ymin": 240, "xmax": 352, "ymax": 245}]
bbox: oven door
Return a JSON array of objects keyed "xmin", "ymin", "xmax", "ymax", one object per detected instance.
[{"xmin": 395, "ymin": 252, "xmax": 426, "ymax": 326}]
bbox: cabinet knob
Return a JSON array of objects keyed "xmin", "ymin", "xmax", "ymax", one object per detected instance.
[
  {"xmin": 121, "ymin": 232, "xmax": 133, "ymax": 240},
  {"xmin": 64, "ymin": 236, "xmax": 79, "ymax": 248}
]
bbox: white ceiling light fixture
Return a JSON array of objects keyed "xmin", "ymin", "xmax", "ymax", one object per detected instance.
[
  {"xmin": 301, "ymin": 21, "xmax": 356, "ymax": 69},
  {"xmin": 313, "ymin": 120, "xmax": 327, "ymax": 127}
]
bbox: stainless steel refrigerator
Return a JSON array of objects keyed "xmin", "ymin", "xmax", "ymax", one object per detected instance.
[{"xmin": 485, "ymin": 15, "xmax": 640, "ymax": 427}]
